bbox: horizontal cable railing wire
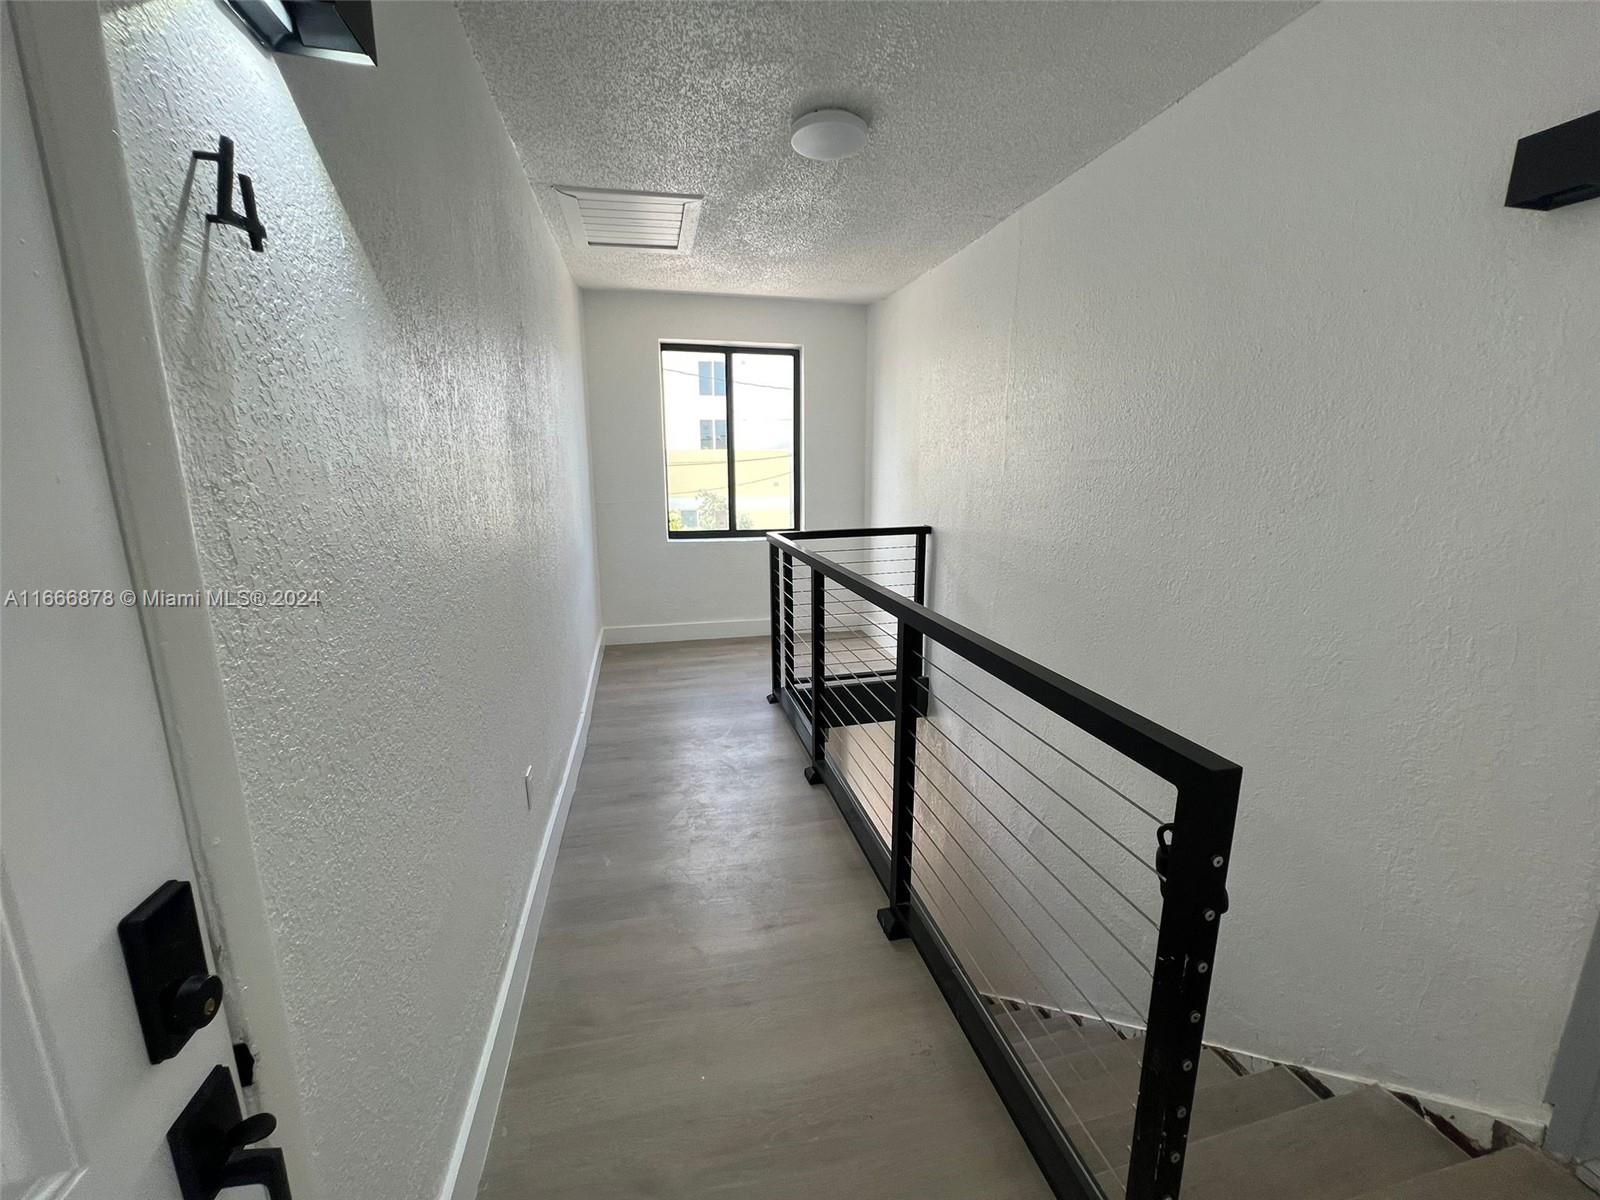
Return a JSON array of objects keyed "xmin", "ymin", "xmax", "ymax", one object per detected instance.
[
  {"xmin": 770, "ymin": 530, "xmax": 923, "ymax": 849},
  {"xmin": 766, "ymin": 527, "xmax": 1241, "ymax": 1200}
]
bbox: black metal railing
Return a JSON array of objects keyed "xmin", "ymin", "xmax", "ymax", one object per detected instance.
[{"xmin": 766, "ymin": 527, "xmax": 1242, "ymax": 1200}]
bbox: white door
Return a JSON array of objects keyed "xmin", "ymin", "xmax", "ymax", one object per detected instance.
[{"xmin": 1, "ymin": 13, "xmax": 264, "ymax": 1199}]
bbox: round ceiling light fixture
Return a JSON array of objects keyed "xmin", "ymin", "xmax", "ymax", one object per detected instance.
[{"xmin": 790, "ymin": 109, "xmax": 869, "ymax": 162}]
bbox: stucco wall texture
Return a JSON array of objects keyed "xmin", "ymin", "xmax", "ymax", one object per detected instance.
[
  {"xmin": 867, "ymin": 2, "xmax": 1600, "ymax": 1128},
  {"xmin": 99, "ymin": 3, "xmax": 600, "ymax": 1197}
]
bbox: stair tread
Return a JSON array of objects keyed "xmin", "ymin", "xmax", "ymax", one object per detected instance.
[
  {"xmin": 1079, "ymin": 1067, "xmax": 1320, "ymax": 1178},
  {"xmin": 1169, "ymin": 1087, "xmax": 1467, "ymax": 1200},
  {"xmin": 1001, "ymin": 1015, "xmax": 1088, "ymax": 1045},
  {"xmin": 993, "ymin": 1005, "xmax": 1124, "ymax": 1048},
  {"xmin": 1024, "ymin": 1037, "xmax": 1135, "ymax": 1088},
  {"xmin": 1343, "ymin": 1145, "xmax": 1595, "ymax": 1200},
  {"xmin": 1004, "ymin": 1022, "xmax": 1125, "ymax": 1065},
  {"xmin": 1028, "ymin": 1033, "xmax": 1149, "ymax": 1085},
  {"xmin": 1032, "ymin": 1047, "xmax": 1237, "ymax": 1127}
]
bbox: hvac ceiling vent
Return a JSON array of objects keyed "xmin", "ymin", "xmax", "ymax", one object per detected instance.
[{"xmin": 553, "ymin": 186, "xmax": 703, "ymax": 253}]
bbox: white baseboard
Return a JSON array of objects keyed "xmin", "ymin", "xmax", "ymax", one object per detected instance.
[
  {"xmin": 438, "ymin": 632, "xmax": 604, "ymax": 1200},
  {"xmin": 604, "ymin": 617, "xmax": 766, "ymax": 645}
]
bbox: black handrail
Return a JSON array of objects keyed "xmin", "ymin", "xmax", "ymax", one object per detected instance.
[
  {"xmin": 766, "ymin": 526, "xmax": 930, "ymax": 704},
  {"xmin": 764, "ymin": 526, "xmax": 1242, "ymax": 1200},
  {"xmin": 776, "ymin": 524, "xmax": 933, "ymax": 541},
  {"xmin": 769, "ymin": 532, "xmax": 1237, "ymax": 788}
]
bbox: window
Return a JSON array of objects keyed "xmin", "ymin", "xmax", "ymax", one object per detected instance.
[
  {"xmin": 661, "ymin": 343, "xmax": 799, "ymax": 538},
  {"xmin": 697, "ymin": 360, "xmax": 725, "ymax": 396},
  {"xmin": 698, "ymin": 418, "xmax": 727, "ymax": 450}
]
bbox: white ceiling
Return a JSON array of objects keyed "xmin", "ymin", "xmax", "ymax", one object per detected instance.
[{"xmin": 460, "ymin": 2, "xmax": 1310, "ymax": 303}]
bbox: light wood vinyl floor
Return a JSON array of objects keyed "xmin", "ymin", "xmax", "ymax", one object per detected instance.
[{"xmin": 478, "ymin": 637, "xmax": 1050, "ymax": 1200}]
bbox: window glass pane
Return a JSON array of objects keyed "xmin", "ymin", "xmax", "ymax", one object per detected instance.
[
  {"xmin": 732, "ymin": 351, "xmax": 795, "ymax": 531},
  {"xmin": 663, "ymin": 349, "xmax": 728, "ymax": 531},
  {"xmin": 697, "ymin": 360, "xmax": 725, "ymax": 396}
]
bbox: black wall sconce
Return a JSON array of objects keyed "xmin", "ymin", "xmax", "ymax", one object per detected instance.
[
  {"xmin": 193, "ymin": 136, "xmax": 267, "ymax": 253},
  {"xmin": 227, "ymin": 0, "xmax": 376, "ymax": 66},
  {"xmin": 1505, "ymin": 110, "xmax": 1599, "ymax": 211}
]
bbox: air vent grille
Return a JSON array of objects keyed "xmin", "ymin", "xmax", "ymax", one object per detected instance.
[{"xmin": 553, "ymin": 187, "xmax": 703, "ymax": 253}]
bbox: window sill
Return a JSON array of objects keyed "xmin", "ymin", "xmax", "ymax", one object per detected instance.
[{"xmin": 665, "ymin": 532, "xmax": 779, "ymax": 543}]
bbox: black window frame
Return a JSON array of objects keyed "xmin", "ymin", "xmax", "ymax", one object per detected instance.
[{"xmin": 662, "ymin": 342, "xmax": 801, "ymax": 540}]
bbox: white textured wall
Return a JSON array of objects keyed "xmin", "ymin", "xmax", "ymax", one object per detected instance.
[
  {"xmin": 582, "ymin": 290, "xmax": 868, "ymax": 637},
  {"xmin": 867, "ymin": 1, "xmax": 1600, "ymax": 1127},
  {"xmin": 97, "ymin": 2, "xmax": 600, "ymax": 1196}
]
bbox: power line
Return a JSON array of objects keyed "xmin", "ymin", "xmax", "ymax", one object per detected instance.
[
  {"xmin": 661, "ymin": 366, "xmax": 796, "ymax": 393},
  {"xmin": 669, "ymin": 466, "xmax": 795, "ymax": 493},
  {"xmin": 666, "ymin": 452, "xmax": 790, "ymax": 463}
]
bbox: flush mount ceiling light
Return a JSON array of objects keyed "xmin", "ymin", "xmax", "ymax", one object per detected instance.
[
  {"xmin": 228, "ymin": 0, "xmax": 377, "ymax": 65},
  {"xmin": 790, "ymin": 109, "xmax": 869, "ymax": 162}
]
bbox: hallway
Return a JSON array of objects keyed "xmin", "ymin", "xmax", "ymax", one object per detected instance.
[
  {"xmin": 478, "ymin": 638, "xmax": 1051, "ymax": 1199},
  {"xmin": 5, "ymin": 4, "xmax": 1597, "ymax": 1197}
]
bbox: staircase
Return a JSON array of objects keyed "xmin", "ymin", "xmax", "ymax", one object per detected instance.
[
  {"xmin": 769, "ymin": 526, "xmax": 1590, "ymax": 1200},
  {"xmin": 990, "ymin": 1000, "xmax": 1593, "ymax": 1200}
]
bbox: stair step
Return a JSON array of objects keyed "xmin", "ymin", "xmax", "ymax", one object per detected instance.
[
  {"xmin": 991, "ymin": 1004, "xmax": 1125, "ymax": 1048},
  {"xmin": 1006, "ymin": 1025, "xmax": 1095, "ymax": 1063},
  {"xmin": 1003, "ymin": 1020, "xmax": 1125, "ymax": 1066},
  {"xmin": 1343, "ymin": 1144, "xmax": 1595, "ymax": 1200},
  {"xmin": 1006, "ymin": 1014, "xmax": 1124, "ymax": 1046},
  {"xmin": 1032, "ymin": 1046, "xmax": 1237, "ymax": 1126},
  {"xmin": 1029, "ymin": 1032, "xmax": 1148, "ymax": 1084},
  {"xmin": 1080, "ymin": 1067, "xmax": 1319, "ymax": 1177},
  {"xmin": 998, "ymin": 1011, "xmax": 1078, "ymax": 1042},
  {"xmin": 1158, "ymin": 1087, "xmax": 1467, "ymax": 1200}
]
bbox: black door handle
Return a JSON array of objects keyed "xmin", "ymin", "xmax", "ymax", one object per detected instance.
[
  {"xmin": 221, "ymin": 1146, "xmax": 291, "ymax": 1200},
  {"xmin": 169, "ymin": 1066, "xmax": 293, "ymax": 1200}
]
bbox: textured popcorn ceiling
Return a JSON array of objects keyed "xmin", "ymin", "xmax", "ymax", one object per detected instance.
[{"xmin": 460, "ymin": 1, "xmax": 1309, "ymax": 302}]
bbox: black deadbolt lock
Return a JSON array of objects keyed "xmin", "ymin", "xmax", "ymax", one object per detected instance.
[{"xmin": 118, "ymin": 880, "xmax": 223, "ymax": 1063}]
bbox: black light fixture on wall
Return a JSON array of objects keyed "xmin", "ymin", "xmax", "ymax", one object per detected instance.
[
  {"xmin": 1505, "ymin": 110, "xmax": 1599, "ymax": 211},
  {"xmin": 227, "ymin": 0, "xmax": 377, "ymax": 65}
]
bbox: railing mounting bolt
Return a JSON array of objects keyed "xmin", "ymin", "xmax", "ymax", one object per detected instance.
[
  {"xmin": 1170, "ymin": 1152, "xmax": 1182, "ymax": 1164},
  {"xmin": 1212, "ymin": 855, "xmax": 1225, "ymax": 868},
  {"xmin": 1182, "ymin": 1059, "xmax": 1194, "ymax": 1072},
  {"xmin": 1190, "ymin": 1011, "xmax": 1201, "ymax": 1023},
  {"xmin": 1197, "ymin": 961, "xmax": 1209, "ymax": 974},
  {"xmin": 1176, "ymin": 1107, "xmax": 1187, "ymax": 1119},
  {"xmin": 1204, "ymin": 909, "xmax": 1217, "ymax": 922}
]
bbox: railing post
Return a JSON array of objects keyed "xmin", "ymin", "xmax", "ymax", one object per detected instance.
[
  {"xmin": 766, "ymin": 542, "xmax": 780, "ymax": 703},
  {"xmin": 803, "ymin": 568, "xmax": 826, "ymax": 785},
  {"xmin": 1125, "ymin": 770, "xmax": 1240, "ymax": 1200},
  {"xmin": 781, "ymin": 551, "xmax": 796, "ymax": 692},
  {"xmin": 877, "ymin": 617, "xmax": 922, "ymax": 940},
  {"xmin": 913, "ymin": 529, "xmax": 928, "ymax": 606}
]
